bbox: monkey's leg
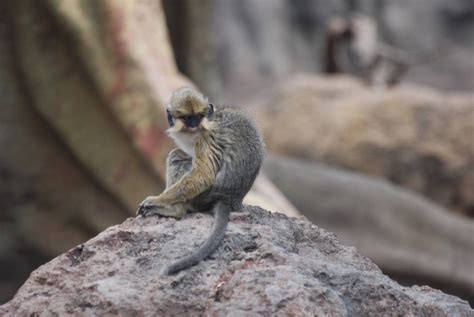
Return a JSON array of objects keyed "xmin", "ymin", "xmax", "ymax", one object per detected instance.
[
  {"xmin": 140, "ymin": 138, "xmax": 220, "ymax": 217},
  {"xmin": 166, "ymin": 149, "xmax": 192, "ymax": 188},
  {"xmin": 138, "ymin": 149, "xmax": 192, "ymax": 218}
]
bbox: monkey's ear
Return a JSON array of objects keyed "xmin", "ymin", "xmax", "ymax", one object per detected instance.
[
  {"xmin": 166, "ymin": 109, "xmax": 175, "ymax": 126},
  {"xmin": 207, "ymin": 103, "xmax": 214, "ymax": 118}
]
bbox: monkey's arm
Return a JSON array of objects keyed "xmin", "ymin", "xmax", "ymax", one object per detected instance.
[
  {"xmin": 156, "ymin": 162, "xmax": 215, "ymax": 204},
  {"xmin": 154, "ymin": 138, "xmax": 221, "ymax": 205}
]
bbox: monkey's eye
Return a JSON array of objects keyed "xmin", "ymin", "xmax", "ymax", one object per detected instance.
[
  {"xmin": 166, "ymin": 109, "xmax": 174, "ymax": 126},
  {"xmin": 207, "ymin": 103, "xmax": 214, "ymax": 118}
]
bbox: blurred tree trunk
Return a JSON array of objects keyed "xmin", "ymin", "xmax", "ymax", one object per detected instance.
[
  {"xmin": 163, "ymin": 0, "xmax": 222, "ymax": 102},
  {"xmin": 0, "ymin": 0, "xmax": 294, "ymax": 304},
  {"xmin": 0, "ymin": 0, "xmax": 189, "ymax": 303}
]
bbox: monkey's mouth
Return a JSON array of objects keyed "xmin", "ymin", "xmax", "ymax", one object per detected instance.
[{"xmin": 183, "ymin": 126, "xmax": 200, "ymax": 133}]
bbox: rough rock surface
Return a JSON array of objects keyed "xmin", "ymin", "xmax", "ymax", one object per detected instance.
[
  {"xmin": 264, "ymin": 155, "xmax": 474, "ymax": 304},
  {"xmin": 2, "ymin": 207, "xmax": 472, "ymax": 316},
  {"xmin": 255, "ymin": 74, "xmax": 474, "ymax": 216}
]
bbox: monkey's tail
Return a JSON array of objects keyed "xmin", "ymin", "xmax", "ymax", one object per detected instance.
[{"xmin": 163, "ymin": 201, "xmax": 230, "ymax": 275}]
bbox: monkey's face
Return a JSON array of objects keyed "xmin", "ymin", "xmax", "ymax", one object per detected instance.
[{"xmin": 167, "ymin": 96, "xmax": 214, "ymax": 134}]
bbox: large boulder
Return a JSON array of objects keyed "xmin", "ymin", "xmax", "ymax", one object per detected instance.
[
  {"xmin": 255, "ymin": 75, "xmax": 474, "ymax": 216},
  {"xmin": 1, "ymin": 207, "xmax": 472, "ymax": 316},
  {"xmin": 263, "ymin": 155, "xmax": 474, "ymax": 304}
]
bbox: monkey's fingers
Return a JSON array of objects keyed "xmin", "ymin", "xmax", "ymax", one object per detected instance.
[
  {"xmin": 137, "ymin": 203, "xmax": 156, "ymax": 217},
  {"xmin": 137, "ymin": 196, "xmax": 159, "ymax": 217},
  {"xmin": 137, "ymin": 197, "xmax": 185, "ymax": 219}
]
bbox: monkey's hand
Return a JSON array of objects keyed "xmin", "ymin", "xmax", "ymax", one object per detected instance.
[{"xmin": 137, "ymin": 196, "xmax": 186, "ymax": 219}]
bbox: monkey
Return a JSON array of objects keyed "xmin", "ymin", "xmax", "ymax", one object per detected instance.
[{"xmin": 137, "ymin": 87, "xmax": 265, "ymax": 275}]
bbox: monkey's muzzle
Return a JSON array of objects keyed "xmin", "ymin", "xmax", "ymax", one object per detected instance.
[
  {"xmin": 184, "ymin": 127, "xmax": 199, "ymax": 133},
  {"xmin": 182, "ymin": 115, "xmax": 203, "ymax": 129}
]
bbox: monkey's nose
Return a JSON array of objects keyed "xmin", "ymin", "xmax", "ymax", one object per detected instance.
[{"xmin": 184, "ymin": 116, "xmax": 202, "ymax": 128}]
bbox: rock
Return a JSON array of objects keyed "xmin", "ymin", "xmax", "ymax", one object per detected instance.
[
  {"xmin": 263, "ymin": 155, "xmax": 474, "ymax": 304},
  {"xmin": 255, "ymin": 74, "xmax": 474, "ymax": 216},
  {"xmin": 1, "ymin": 207, "xmax": 472, "ymax": 316}
]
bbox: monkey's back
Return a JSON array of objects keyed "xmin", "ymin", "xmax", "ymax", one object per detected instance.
[{"xmin": 203, "ymin": 105, "xmax": 265, "ymax": 210}]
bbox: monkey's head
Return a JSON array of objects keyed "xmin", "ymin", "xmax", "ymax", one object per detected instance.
[{"xmin": 166, "ymin": 87, "xmax": 214, "ymax": 134}]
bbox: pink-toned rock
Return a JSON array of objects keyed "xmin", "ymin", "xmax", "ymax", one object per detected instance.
[
  {"xmin": 1, "ymin": 207, "xmax": 472, "ymax": 316},
  {"xmin": 264, "ymin": 155, "xmax": 474, "ymax": 304}
]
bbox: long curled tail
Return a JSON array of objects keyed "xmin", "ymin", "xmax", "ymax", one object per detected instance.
[{"xmin": 163, "ymin": 202, "xmax": 230, "ymax": 275}]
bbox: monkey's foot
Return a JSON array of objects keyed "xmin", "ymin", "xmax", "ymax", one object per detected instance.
[{"xmin": 137, "ymin": 197, "xmax": 186, "ymax": 219}]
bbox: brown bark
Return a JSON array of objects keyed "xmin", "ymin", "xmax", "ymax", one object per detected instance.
[
  {"xmin": 0, "ymin": 0, "xmax": 188, "ymax": 303},
  {"xmin": 163, "ymin": 0, "xmax": 221, "ymax": 101}
]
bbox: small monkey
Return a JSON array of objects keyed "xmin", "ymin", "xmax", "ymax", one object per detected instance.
[{"xmin": 137, "ymin": 87, "xmax": 265, "ymax": 275}]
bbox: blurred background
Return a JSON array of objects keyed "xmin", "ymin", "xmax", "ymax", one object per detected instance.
[{"xmin": 1, "ymin": 0, "xmax": 473, "ymax": 306}]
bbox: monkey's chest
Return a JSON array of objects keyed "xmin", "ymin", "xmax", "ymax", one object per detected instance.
[{"xmin": 170, "ymin": 132, "xmax": 197, "ymax": 158}]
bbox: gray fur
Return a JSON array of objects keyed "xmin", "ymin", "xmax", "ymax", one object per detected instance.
[{"xmin": 164, "ymin": 103, "xmax": 265, "ymax": 274}]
